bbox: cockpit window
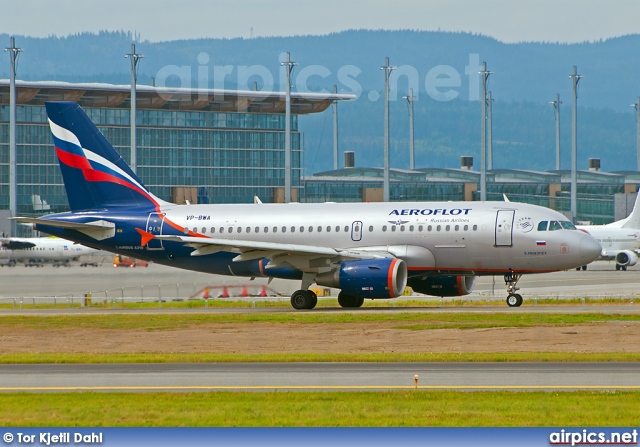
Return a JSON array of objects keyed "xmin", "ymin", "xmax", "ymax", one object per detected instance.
[
  {"xmin": 537, "ymin": 221, "xmax": 548, "ymax": 231},
  {"xmin": 549, "ymin": 221, "xmax": 562, "ymax": 231},
  {"xmin": 560, "ymin": 221, "xmax": 576, "ymax": 230}
]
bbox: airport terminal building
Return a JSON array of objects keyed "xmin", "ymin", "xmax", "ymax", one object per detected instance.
[
  {"xmin": 0, "ymin": 81, "xmax": 350, "ymax": 234},
  {"xmin": 1, "ymin": 80, "xmax": 638, "ymax": 236}
]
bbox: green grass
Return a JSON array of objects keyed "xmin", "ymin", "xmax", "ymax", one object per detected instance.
[
  {"xmin": 1, "ymin": 311, "xmax": 639, "ymax": 329},
  {"xmin": 1, "ymin": 391, "xmax": 638, "ymax": 427}
]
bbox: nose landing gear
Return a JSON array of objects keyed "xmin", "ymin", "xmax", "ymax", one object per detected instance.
[{"xmin": 504, "ymin": 272, "xmax": 523, "ymax": 307}]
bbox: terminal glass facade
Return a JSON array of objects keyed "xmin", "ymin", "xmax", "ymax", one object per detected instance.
[{"xmin": 0, "ymin": 105, "xmax": 300, "ymax": 215}]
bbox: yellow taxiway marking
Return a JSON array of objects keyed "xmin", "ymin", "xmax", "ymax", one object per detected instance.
[{"xmin": 2, "ymin": 385, "xmax": 640, "ymax": 391}]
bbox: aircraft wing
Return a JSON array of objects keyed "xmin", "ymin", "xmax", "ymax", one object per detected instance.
[
  {"xmin": 10, "ymin": 217, "xmax": 116, "ymax": 241},
  {"xmin": 0, "ymin": 239, "xmax": 36, "ymax": 250},
  {"xmin": 154, "ymin": 235, "xmax": 393, "ymax": 271}
]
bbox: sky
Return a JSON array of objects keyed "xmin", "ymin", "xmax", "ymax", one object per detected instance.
[{"xmin": 1, "ymin": 0, "xmax": 639, "ymax": 43}]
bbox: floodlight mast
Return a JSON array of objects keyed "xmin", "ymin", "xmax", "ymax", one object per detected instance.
[
  {"xmin": 125, "ymin": 43, "xmax": 144, "ymax": 174},
  {"xmin": 281, "ymin": 52, "xmax": 298, "ymax": 203},
  {"xmin": 381, "ymin": 57, "xmax": 397, "ymax": 202},
  {"xmin": 333, "ymin": 85, "xmax": 339, "ymax": 170},
  {"xmin": 550, "ymin": 94, "xmax": 562, "ymax": 171},
  {"xmin": 487, "ymin": 91, "xmax": 494, "ymax": 170},
  {"xmin": 403, "ymin": 88, "xmax": 416, "ymax": 170},
  {"xmin": 569, "ymin": 66, "xmax": 582, "ymax": 222},
  {"xmin": 5, "ymin": 37, "xmax": 22, "ymax": 237},
  {"xmin": 478, "ymin": 62, "xmax": 493, "ymax": 201}
]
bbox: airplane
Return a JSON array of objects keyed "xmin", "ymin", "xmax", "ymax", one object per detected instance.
[
  {"xmin": 576, "ymin": 193, "xmax": 640, "ymax": 271},
  {"xmin": 0, "ymin": 236, "xmax": 99, "ymax": 266},
  {"xmin": 13, "ymin": 101, "xmax": 601, "ymax": 308}
]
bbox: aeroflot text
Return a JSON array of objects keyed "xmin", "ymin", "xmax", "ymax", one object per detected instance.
[{"xmin": 389, "ymin": 209, "xmax": 472, "ymax": 216}]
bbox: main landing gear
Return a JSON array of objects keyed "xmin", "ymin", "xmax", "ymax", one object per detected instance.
[
  {"xmin": 337, "ymin": 292, "xmax": 365, "ymax": 308},
  {"xmin": 504, "ymin": 272, "xmax": 523, "ymax": 307},
  {"xmin": 290, "ymin": 289, "xmax": 318, "ymax": 310},
  {"xmin": 615, "ymin": 264, "xmax": 627, "ymax": 271}
]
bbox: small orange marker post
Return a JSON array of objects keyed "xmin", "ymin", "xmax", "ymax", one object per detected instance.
[{"xmin": 414, "ymin": 375, "xmax": 419, "ymax": 389}]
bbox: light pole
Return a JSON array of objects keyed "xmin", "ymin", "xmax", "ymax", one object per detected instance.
[
  {"xmin": 487, "ymin": 91, "xmax": 494, "ymax": 170},
  {"xmin": 125, "ymin": 43, "xmax": 143, "ymax": 174},
  {"xmin": 381, "ymin": 57, "xmax": 396, "ymax": 202},
  {"xmin": 550, "ymin": 94, "xmax": 562, "ymax": 170},
  {"xmin": 479, "ymin": 62, "xmax": 493, "ymax": 201},
  {"xmin": 569, "ymin": 66, "xmax": 582, "ymax": 221},
  {"xmin": 403, "ymin": 88, "xmax": 416, "ymax": 170},
  {"xmin": 632, "ymin": 97, "xmax": 640, "ymax": 171},
  {"xmin": 333, "ymin": 85, "xmax": 339, "ymax": 170},
  {"xmin": 281, "ymin": 52, "xmax": 298, "ymax": 203},
  {"xmin": 5, "ymin": 37, "xmax": 22, "ymax": 237}
]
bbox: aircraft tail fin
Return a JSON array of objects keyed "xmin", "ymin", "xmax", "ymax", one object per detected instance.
[
  {"xmin": 619, "ymin": 193, "xmax": 640, "ymax": 229},
  {"xmin": 45, "ymin": 101, "xmax": 166, "ymax": 212}
]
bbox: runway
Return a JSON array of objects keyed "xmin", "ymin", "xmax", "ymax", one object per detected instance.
[{"xmin": 1, "ymin": 363, "xmax": 639, "ymax": 392}]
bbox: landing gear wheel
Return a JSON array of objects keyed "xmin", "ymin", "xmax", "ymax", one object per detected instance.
[
  {"xmin": 623, "ymin": 266, "xmax": 628, "ymax": 271},
  {"xmin": 355, "ymin": 296, "xmax": 365, "ymax": 308},
  {"xmin": 582, "ymin": 265, "xmax": 587, "ymax": 271},
  {"xmin": 506, "ymin": 293, "xmax": 523, "ymax": 307},
  {"xmin": 338, "ymin": 291, "xmax": 360, "ymax": 308},
  {"xmin": 290, "ymin": 290, "xmax": 316, "ymax": 310}
]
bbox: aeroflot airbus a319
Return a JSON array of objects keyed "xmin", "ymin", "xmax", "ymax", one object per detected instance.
[{"xmin": 15, "ymin": 102, "xmax": 601, "ymax": 309}]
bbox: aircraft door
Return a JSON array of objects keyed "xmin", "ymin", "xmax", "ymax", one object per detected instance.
[
  {"xmin": 351, "ymin": 221, "xmax": 363, "ymax": 241},
  {"xmin": 145, "ymin": 212, "xmax": 165, "ymax": 250},
  {"xmin": 495, "ymin": 210, "xmax": 515, "ymax": 247}
]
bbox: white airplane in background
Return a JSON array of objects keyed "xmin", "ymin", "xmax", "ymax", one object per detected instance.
[
  {"xmin": 576, "ymin": 193, "xmax": 640, "ymax": 271},
  {"xmin": 13, "ymin": 102, "xmax": 601, "ymax": 308},
  {"xmin": 0, "ymin": 236, "xmax": 99, "ymax": 265}
]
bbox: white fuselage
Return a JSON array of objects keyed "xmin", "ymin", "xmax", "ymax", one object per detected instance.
[
  {"xmin": 576, "ymin": 225, "xmax": 640, "ymax": 258},
  {"xmin": 133, "ymin": 200, "xmax": 600, "ymax": 275},
  {"xmin": 0, "ymin": 237, "xmax": 98, "ymax": 262}
]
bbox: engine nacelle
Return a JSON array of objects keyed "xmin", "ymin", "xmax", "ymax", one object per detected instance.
[
  {"xmin": 315, "ymin": 258, "xmax": 407, "ymax": 298},
  {"xmin": 616, "ymin": 250, "xmax": 638, "ymax": 267},
  {"xmin": 407, "ymin": 275, "xmax": 477, "ymax": 297}
]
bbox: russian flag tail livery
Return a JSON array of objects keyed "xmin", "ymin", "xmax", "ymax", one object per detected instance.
[{"xmin": 45, "ymin": 101, "xmax": 165, "ymax": 212}]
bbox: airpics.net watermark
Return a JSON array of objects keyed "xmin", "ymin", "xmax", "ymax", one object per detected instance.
[{"xmin": 152, "ymin": 52, "xmax": 485, "ymax": 103}]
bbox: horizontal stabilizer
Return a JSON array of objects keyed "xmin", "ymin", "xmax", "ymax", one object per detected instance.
[{"xmin": 10, "ymin": 217, "xmax": 116, "ymax": 241}]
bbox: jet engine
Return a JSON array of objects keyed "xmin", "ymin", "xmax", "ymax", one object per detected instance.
[
  {"xmin": 315, "ymin": 258, "xmax": 407, "ymax": 298},
  {"xmin": 615, "ymin": 250, "xmax": 638, "ymax": 267},
  {"xmin": 407, "ymin": 275, "xmax": 477, "ymax": 297}
]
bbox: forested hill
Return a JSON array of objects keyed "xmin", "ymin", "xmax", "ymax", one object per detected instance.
[{"xmin": 1, "ymin": 30, "xmax": 639, "ymax": 173}]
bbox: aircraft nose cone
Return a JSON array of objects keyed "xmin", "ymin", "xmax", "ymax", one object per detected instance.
[{"xmin": 579, "ymin": 234, "xmax": 602, "ymax": 265}]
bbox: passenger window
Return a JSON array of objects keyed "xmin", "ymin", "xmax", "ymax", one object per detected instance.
[
  {"xmin": 317, "ymin": 226, "xmax": 322, "ymax": 232},
  {"xmin": 273, "ymin": 227, "xmax": 277, "ymax": 233},
  {"xmin": 391, "ymin": 226, "xmax": 396, "ymax": 232},
  {"xmin": 300, "ymin": 226, "xmax": 304, "ymax": 233},
  {"xmin": 309, "ymin": 226, "xmax": 313, "ymax": 232},
  {"xmin": 473, "ymin": 225, "xmax": 478, "ymax": 231},
  {"xmin": 369, "ymin": 225, "xmax": 374, "ymax": 232},
  {"xmin": 409, "ymin": 225, "xmax": 414, "ymax": 232},
  {"xmin": 227, "ymin": 227, "xmax": 232, "ymax": 233},
  {"xmin": 255, "ymin": 227, "xmax": 259, "ymax": 233},
  {"xmin": 263, "ymin": 227, "xmax": 268, "ymax": 233},
  {"xmin": 219, "ymin": 227, "xmax": 224, "ymax": 233},
  {"xmin": 282, "ymin": 226, "xmax": 286, "ymax": 233},
  {"xmin": 400, "ymin": 225, "xmax": 405, "ymax": 231},
  {"xmin": 418, "ymin": 225, "xmax": 423, "ymax": 231},
  {"xmin": 183, "ymin": 228, "xmax": 189, "ymax": 234},
  {"xmin": 382, "ymin": 225, "xmax": 387, "ymax": 232},
  {"xmin": 446, "ymin": 225, "xmax": 450, "ymax": 231},
  {"xmin": 344, "ymin": 226, "xmax": 349, "ymax": 232},
  {"xmin": 537, "ymin": 221, "xmax": 548, "ymax": 231},
  {"xmin": 464, "ymin": 225, "xmax": 468, "ymax": 231},
  {"xmin": 437, "ymin": 225, "xmax": 441, "ymax": 231},
  {"xmin": 549, "ymin": 221, "xmax": 562, "ymax": 231},
  {"xmin": 327, "ymin": 226, "xmax": 331, "ymax": 232},
  {"xmin": 246, "ymin": 227, "xmax": 251, "ymax": 233},
  {"xmin": 193, "ymin": 227, "xmax": 197, "ymax": 233},
  {"xmin": 211, "ymin": 227, "xmax": 215, "ymax": 234},
  {"xmin": 291, "ymin": 226, "xmax": 295, "ymax": 233},
  {"xmin": 428, "ymin": 225, "xmax": 432, "ymax": 231},
  {"xmin": 236, "ymin": 227, "xmax": 241, "ymax": 233},
  {"xmin": 455, "ymin": 225, "xmax": 459, "ymax": 231},
  {"xmin": 335, "ymin": 226, "xmax": 340, "ymax": 232},
  {"xmin": 202, "ymin": 227, "xmax": 206, "ymax": 234}
]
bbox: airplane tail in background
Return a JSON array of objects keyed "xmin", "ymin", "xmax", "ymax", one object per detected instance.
[
  {"xmin": 45, "ymin": 101, "xmax": 165, "ymax": 212},
  {"xmin": 617, "ymin": 193, "xmax": 640, "ymax": 229}
]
